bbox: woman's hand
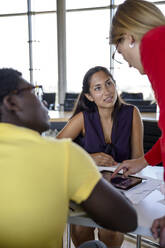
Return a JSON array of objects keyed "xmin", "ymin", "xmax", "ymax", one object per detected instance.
[
  {"xmin": 111, "ymin": 156, "xmax": 148, "ymax": 178},
  {"xmin": 151, "ymin": 216, "xmax": 165, "ymax": 247},
  {"xmin": 91, "ymin": 152, "xmax": 117, "ymax": 166}
]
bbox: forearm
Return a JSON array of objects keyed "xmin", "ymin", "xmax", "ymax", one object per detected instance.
[
  {"xmin": 90, "ymin": 153, "xmax": 116, "ymax": 166},
  {"xmin": 81, "ymin": 178, "xmax": 137, "ymax": 233}
]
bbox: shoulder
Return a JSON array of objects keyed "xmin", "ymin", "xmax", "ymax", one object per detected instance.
[
  {"xmin": 68, "ymin": 112, "xmax": 84, "ymax": 125},
  {"xmin": 133, "ymin": 105, "xmax": 140, "ymax": 115},
  {"xmin": 140, "ymin": 26, "xmax": 165, "ymax": 65},
  {"xmin": 114, "ymin": 104, "xmax": 134, "ymax": 126},
  {"xmin": 56, "ymin": 111, "xmax": 84, "ymax": 139},
  {"xmin": 142, "ymin": 26, "xmax": 165, "ymax": 45},
  {"xmin": 123, "ymin": 105, "xmax": 141, "ymax": 119},
  {"xmin": 42, "ymin": 136, "xmax": 72, "ymax": 146},
  {"xmin": 71, "ymin": 111, "xmax": 84, "ymax": 121},
  {"xmin": 119, "ymin": 104, "xmax": 141, "ymax": 123},
  {"xmin": 27, "ymin": 135, "xmax": 72, "ymax": 156},
  {"xmin": 120, "ymin": 104, "xmax": 134, "ymax": 114},
  {"xmin": 132, "ymin": 106, "xmax": 142, "ymax": 123}
]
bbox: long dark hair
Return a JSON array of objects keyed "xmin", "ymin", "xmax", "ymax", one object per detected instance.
[{"xmin": 71, "ymin": 66, "xmax": 124, "ymax": 121}]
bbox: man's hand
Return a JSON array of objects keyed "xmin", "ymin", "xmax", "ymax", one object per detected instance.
[
  {"xmin": 91, "ymin": 152, "xmax": 117, "ymax": 167},
  {"xmin": 151, "ymin": 216, "xmax": 165, "ymax": 247},
  {"xmin": 111, "ymin": 157, "xmax": 148, "ymax": 178}
]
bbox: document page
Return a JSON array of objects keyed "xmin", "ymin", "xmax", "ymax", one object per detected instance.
[{"xmin": 124, "ymin": 178, "xmax": 162, "ymax": 204}]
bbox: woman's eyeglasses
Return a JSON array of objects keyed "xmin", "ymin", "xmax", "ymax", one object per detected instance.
[{"xmin": 112, "ymin": 37, "xmax": 124, "ymax": 64}]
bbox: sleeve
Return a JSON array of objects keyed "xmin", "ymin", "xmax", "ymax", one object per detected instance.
[
  {"xmin": 144, "ymin": 138, "xmax": 162, "ymax": 165},
  {"xmin": 66, "ymin": 140, "xmax": 101, "ymax": 204}
]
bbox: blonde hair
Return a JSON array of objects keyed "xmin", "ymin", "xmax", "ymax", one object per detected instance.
[{"xmin": 110, "ymin": 0, "xmax": 165, "ymax": 44}]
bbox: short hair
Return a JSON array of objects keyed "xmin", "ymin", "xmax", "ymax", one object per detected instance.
[
  {"xmin": 0, "ymin": 68, "xmax": 22, "ymax": 104},
  {"xmin": 110, "ymin": 0, "xmax": 165, "ymax": 44}
]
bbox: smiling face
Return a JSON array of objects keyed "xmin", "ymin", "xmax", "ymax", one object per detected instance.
[
  {"xmin": 85, "ymin": 70, "xmax": 117, "ymax": 110},
  {"xmin": 116, "ymin": 35, "xmax": 145, "ymax": 75}
]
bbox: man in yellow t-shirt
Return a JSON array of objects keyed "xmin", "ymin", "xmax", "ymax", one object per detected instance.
[{"xmin": 0, "ymin": 68, "xmax": 137, "ymax": 248}]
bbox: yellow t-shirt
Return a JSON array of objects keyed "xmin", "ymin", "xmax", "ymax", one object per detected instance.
[{"xmin": 0, "ymin": 123, "xmax": 101, "ymax": 248}]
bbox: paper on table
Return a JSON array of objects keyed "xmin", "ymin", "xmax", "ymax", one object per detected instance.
[
  {"xmin": 124, "ymin": 178, "xmax": 162, "ymax": 204},
  {"xmin": 98, "ymin": 166, "xmax": 162, "ymax": 204}
]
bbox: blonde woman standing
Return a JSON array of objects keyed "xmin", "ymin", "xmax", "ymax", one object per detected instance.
[{"xmin": 110, "ymin": 0, "xmax": 165, "ymax": 246}]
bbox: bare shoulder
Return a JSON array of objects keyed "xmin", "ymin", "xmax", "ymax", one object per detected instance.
[
  {"xmin": 70, "ymin": 112, "xmax": 84, "ymax": 123},
  {"xmin": 132, "ymin": 106, "xmax": 143, "ymax": 129},
  {"xmin": 67, "ymin": 112, "xmax": 84, "ymax": 128},
  {"xmin": 133, "ymin": 106, "xmax": 142, "ymax": 120},
  {"xmin": 57, "ymin": 112, "xmax": 84, "ymax": 139}
]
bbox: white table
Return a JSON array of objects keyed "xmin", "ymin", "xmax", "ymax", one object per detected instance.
[{"xmin": 68, "ymin": 166, "xmax": 164, "ymax": 248}]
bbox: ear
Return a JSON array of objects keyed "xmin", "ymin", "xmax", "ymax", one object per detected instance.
[
  {"xmin": 3, "ymin": 95, "xmax": 22, "ymax": 112},
  {"xmin": 85, "ymin": 93, "xmax": 94, "ymax": 102},
  {"xmin": 126, "ymin": 34, "xmax": 135, "ymax": 45}
]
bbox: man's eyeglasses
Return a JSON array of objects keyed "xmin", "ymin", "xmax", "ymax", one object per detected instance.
[
  {"xmin": 11, "ymin": 85, "xmax": 43, "ymax": 100},
  {"xmin": 0, "ymin": 85, "xmax": 43, "ymax": 102}
]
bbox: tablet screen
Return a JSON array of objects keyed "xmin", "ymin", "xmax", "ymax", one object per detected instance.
[{"xmin": 101, "ymin": 170, "xmax": 142, "ymax": 190}]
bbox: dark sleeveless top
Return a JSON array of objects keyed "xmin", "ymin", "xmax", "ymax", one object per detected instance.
[{"xmin": 74, "ymin": 104, "xmax": 134, "ymax": 162}]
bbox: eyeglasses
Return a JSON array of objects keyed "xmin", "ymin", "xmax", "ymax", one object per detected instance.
[
  {"xmin": 112, "ymin": 37, "xmax": 124, "ymax": 64},
  {"xmin": 12, "ymin": 85, "xmax": 44, "ymax": 101},
  {"xmin": 0, "ymin": 85, "xmax": 44, "ymax": 104}
]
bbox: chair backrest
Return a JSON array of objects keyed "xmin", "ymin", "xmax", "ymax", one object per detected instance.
[
  {"xmin": 120, "ymin": 92, "xmax": 156, "ymax": 113},
  {"xmin": 43, "ymin": 93, "xmax": 56, "ymax": 110},
  {"xmin": 50, "ymin": 121, "xmax": 67, "ymax": 132},
  {"xmin": 125, "ymin": 99, "xmax": 156, "ymax": 113},
  {"xmin": 120, "ymin": 91, "xmax": 143, "ymax": 100},
  {"xmin": 143, "ymin": 120, "xmax": 162, "ymax": 166},
  {"xmin": 65, "ymin": 93, "xmax": 79, "ymax": 100},
  {"xmin": 64, "ymin": 93, "xmax": 79, "ymax": 111},
  {"xmin": 120, "ymin": 92, "xmax": 143, "ymax": 100}
]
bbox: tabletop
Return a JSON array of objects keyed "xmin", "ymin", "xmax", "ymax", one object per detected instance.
[
  {"xmin": 49, "ymin": 110, "xmax": 158, "ymax": 123},
  {"xmin": 68, "ymin": 166, "xmax": 164, "ymax": 238}
]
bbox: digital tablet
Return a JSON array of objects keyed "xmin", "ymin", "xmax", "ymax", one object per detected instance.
[{"xmin": 101, "ymin": 170, "xmax": 143, "ymax": 190}]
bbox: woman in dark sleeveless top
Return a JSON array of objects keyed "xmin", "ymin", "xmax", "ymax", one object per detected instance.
[
  {"xmin": 74, "ymin": 104, "xmax": 133, "ymax": 163},
  {"xmin": 57, "ymin": 66, "xmax": 143, "ymax": 248}
]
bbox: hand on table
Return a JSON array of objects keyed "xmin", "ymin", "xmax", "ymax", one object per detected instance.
[
  {"xmin": 111, "ymin": 156, "xmax": 148, "ymax": 178},
  {"xmin": 151, "ymin": 216, "xmax": 165, "ymax": 247},
  {"xmin": 91, "ymin": 152, "xmax": 117, "ymax": 167}
]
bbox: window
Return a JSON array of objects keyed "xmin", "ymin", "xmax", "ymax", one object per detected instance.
[
  {"xmin": 0, "ymin": 0, "xmax": 26, "ymax": 14},
  {"xmin": 32, "ymin": 13, "xmax": 58, "ymax": 93},
  {"xmin": 0, "ymin": 0, "xmax": 165, "ymax": 104},
  {"xmin": 114, "ymin": 63, "xmax": 154, "ymax": 100},
  {"xmin": 31, "ymin": 0, "xmax": 56, "ymax": 12},
  {"xmin": 66, "ymin": 0, "xmax": 110, "ymax": 9},
  {"xmin": 0, "ymin": 16, "xmax": 29, "ymax": 81},
  {"xmin": 66, "ymin": 9, "xmax": 110, "ymax": 92}
]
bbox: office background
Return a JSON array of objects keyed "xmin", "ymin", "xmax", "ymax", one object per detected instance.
[{"xmin": 1, "ymin": 0, "xmax": 165, "ymax": 107}]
